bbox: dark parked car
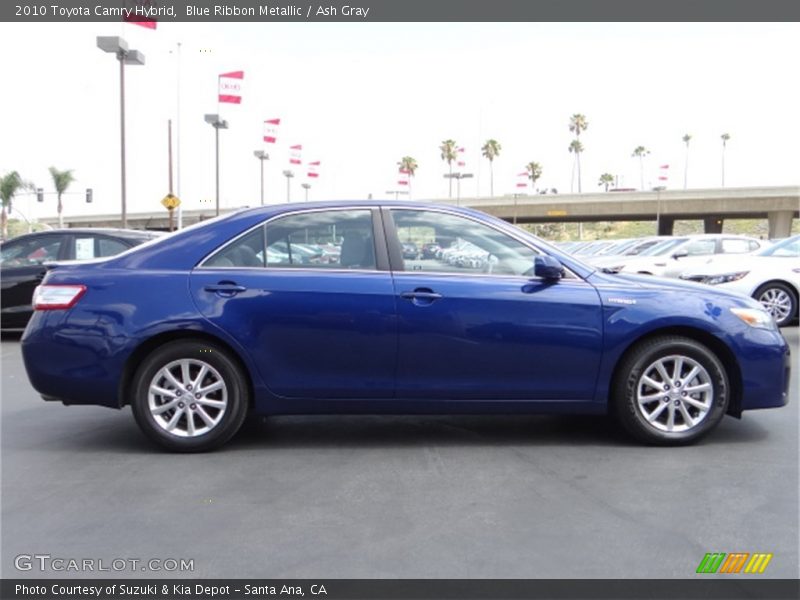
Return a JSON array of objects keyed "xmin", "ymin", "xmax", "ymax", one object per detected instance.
[
  {"xmin": 1, "ymin": 228, "xmax": 160, "ymax": 331},
  {"xmin": 401, "ymin": 242, "xmax": 419, "ymax": 260},
  {"xmin": 21, "ymin": 202, "xmax": 790, "ymax": 452},
  {"xmin": 422, "ymin": 242, "xmax": 441, "ymax": 259}
]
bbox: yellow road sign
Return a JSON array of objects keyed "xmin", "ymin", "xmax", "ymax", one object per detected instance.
[{"xmin": 161, "ymin": 194, "xmax": 181, "ymax": 210}]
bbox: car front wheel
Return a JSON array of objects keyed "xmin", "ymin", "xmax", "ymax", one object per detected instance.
[
  {"xmin": 754, "ymin": 282, "xmax": 797, "ymax": 327},
  {"xmin": 131, "ymin": 339, "xmax": 249, "ymax": 452},
  {"xmin": 613, "ymin": 336, "xmax": 729, "ymax": 445}
]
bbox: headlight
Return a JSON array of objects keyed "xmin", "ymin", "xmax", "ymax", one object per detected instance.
[
  {"xmin": 703, "ymin": 271, "xmax": 749, "ymax": 285},
  {"xmin": 730, "ymin": 307, "xmax": 776, "ymax": 329}
]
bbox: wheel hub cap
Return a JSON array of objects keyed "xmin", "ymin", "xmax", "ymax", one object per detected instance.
[
  {"xmin": 147, "ymin": 359, "xmax": 228, "ymax": 438},
  {"xmin": 635, "ymin": 354, "xmax": 713, "ymax": 433}
]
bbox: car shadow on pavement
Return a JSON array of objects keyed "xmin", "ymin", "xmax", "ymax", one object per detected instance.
[{"xmin": 213, "ymin": 412, "xmax": 772, "ymax": 452}]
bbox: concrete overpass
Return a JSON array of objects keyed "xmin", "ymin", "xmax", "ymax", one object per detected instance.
[
  {"xmin": 40, "ymin": 186, "xmax": 799, "ymax": 238},
  {"xmin": 448, "ymin": 185, "xmax": 799, "ymax": 237}
]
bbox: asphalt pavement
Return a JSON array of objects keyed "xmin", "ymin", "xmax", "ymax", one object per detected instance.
[{"xmin": 1, "ymin": 329, "xmax": 798, "ymax": 579}]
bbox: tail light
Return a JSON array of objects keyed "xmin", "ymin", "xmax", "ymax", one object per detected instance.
[{"xmin": 32, "ymin": 285, "xmax": 87, "ymax": 310}]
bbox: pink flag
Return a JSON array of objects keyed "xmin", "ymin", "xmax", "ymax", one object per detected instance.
[
  {"xmin": 398, "ymin": 167, "xmax": 410, "ymax": 186},
  {"xmin": 659, "ymin": 164, "xmax": 670, "ymax": 182},
  {"xmin": 457, "ymin": 147, "xmax": 466, "ymax": 168},
  {"xmin": 124, "ymin": 1, "xmax": 157, "ymax": 28},
  {"xmin": 219, "ymin": 71, "xmax": 244, "ymax": 104},
  {"xmin": 307, "ymin": 161, "xmax": 321, "ymax": 178},
  {"xmin": 289, "ymin": 145, "xmax": 303, "ymax": 165},
  {"xmin": 516, "ymin": 171, "xmax": 528, "ymax": 188},
  {"xmin": 263, "ymin": 118, "xmax": 280, "ymax": 143}
]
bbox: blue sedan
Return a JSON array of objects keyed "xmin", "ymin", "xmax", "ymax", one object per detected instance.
[{"xmin": 21, "ymin": 202, "xmax": 791, "ymax": 451}]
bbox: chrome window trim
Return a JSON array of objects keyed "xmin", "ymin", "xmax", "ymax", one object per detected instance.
[{"xmin": 196, "ymin": 203, "xmax": 581, "ymax": 280}]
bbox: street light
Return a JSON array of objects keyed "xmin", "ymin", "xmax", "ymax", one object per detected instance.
[
  {"xmin": 253, "ymin": 150, "xmax": 269, "ymax": 206},
  {"xmin": 443, "ymin": 172, "xmax": 473, "ymax": 205},
  {"xmin": 205, "ymin": 114, "xmax": 229, "ymax": 216},
  {"xmin": 282, "ymin": 170, "xmax": 294, "ymax": 202},
  {"xmin": 97, "ymin": 36, "xmax": 145, "ymax": 229},
  {"xmin": 301, "ymin": 182, "xmax": 311, "ymax": 202}
]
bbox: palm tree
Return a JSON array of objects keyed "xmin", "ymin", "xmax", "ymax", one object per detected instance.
[
  {"xmin": 49, "ymin": 167, "xmax": 76, "ymax": 228},
  {"xmin": 682, "ymin": 134, "xmax": 692, "ymax": 189},
  {"xmin": 481, "ymin": 139, "xmax": 502, "ymax": 197},
  {"xmin": 568, "ymin": 140, "xmax": 584, "ymax": 193},
  {"xmin": 398, "ymin": 156, "xmax": 418, "ymax": 198},
  {"xmin": 525, "ymin": 161, "xmax": 543, "ymax": 189},
  {"xmin": 720, "ymin": 133, "xmax": 731, "ymax": 187},
  {"xmin": 631, "ymin": 146, "xmax": 650, "ymax": 190},
  {"xmin": 1, "ymin": 171, "xmax": 28, "ymax": 240},
  {"xmin": 439, "ymin": 139, "xmax": 457, "ymax": 198},
  {"xmin": 568, "ymin": 114, "xmax": 588, "ymax": 192},
  {"xmin": 598, "ymin": 173, "xmax": 615, "ymax": 191}
]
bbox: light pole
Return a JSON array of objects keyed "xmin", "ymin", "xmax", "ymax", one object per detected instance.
[
  {"xmin": 443, "ymin": 173, "xmax": 473, "ymax": 205},
  {"xmin": 97, "ymin": 36, "xmax": 145, "ymax": 229},
  {"xmin": 301, "ymin": 183, "xmax": 311, "ymax": 202},
  {"xmin": 205, "ymin": 114, "xmax": 229, "ymax": 216},
  {"xmin": 253, "ymin": 150, "xmax": 269, "ymax": 205},
  {"xmin": 282, "ymin": 170, "xmax": 294, "ymax": 202}
]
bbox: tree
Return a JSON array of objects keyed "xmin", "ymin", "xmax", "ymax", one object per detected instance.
[
  {"xmin": 568, "ymin": 140, "xmax": 584, "ymax": 192},
  {"xmin": 568, "ymin": 114, "xmax": 588, "ymax": 192},
  {"xmin": 398, "ymin": 156, "xmax": 418, "ymax": 198},
  {"xmin": 682, "ymin": 134, "xmax": 692, "ymax": 189},
  {"xmin": 720, "ymin": 133, "xmax": 731, "ymax": 187},
  {"xmin": 481, "ymin": 139, "xmax": 502, "ymax": 197},
  {"xmin": 598, "ymin": 173, "xmax": 615, "ymax": 191},
  {"xmin": 631, "ymin": 146, "xmax": 650, "ymax": 190},
  {"xmin": 49, "ymin": 167, "xmax": 76, "ymax": 229},
  {"xmin": 439, "ymin": 139, "xmax": 457, "ymax": 198},
  {"xmin": 525, "ymin": 161, "xmax": 543, "ymax": 189},
  {"xmin": 0, "ymin": 171, "xmax": 28, "ymax": 240}
]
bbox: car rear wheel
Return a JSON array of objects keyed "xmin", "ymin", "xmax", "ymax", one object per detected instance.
[
  {"xmin": 754, "ymin": 282, "xmax": 797, "ymax": 327},
  {"xmin": 131, "ymin": 340, "xmax": 249, "ymax": 452},
  {"xmin": 613, "ymin": 336, "xmax": 729, "ymax": 445}
]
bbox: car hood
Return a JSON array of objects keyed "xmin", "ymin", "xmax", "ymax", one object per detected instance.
[
  {"xmin": 678, "ymin": 254, "xmax": 794, "ymax": 276},
  {"xmin": 587, "ymin": 269, "xmax": 757, "ymax": 305}
]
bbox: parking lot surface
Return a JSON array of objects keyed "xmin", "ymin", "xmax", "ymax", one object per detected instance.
[{"xmin": 2, "ymin": 329, "xmax": 798, "ymax": 579}]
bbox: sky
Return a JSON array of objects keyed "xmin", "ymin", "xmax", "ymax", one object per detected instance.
[{"xmin": 1, "ymin": 21, "xmax": 799, "ymax": 222}]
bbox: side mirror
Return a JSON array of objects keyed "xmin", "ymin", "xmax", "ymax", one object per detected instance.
[
  {"xmin": 672, "ymin": 250, "xmax": 689, "ymax": 260},
  {"xmin": 534, "ymin": 255, "xmax": 564, "ymax": 280}
]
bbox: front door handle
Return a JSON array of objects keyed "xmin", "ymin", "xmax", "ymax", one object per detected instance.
[
  {"xmin": 204, "ymin": 282, "xmax": 247, "ymax": 297},
  {"xmin": 400, "ymin": 288, "xmax": 442, "ymax": 305}
]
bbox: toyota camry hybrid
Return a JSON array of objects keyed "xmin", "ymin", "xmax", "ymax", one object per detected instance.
[{"xmin": 21, "ymin": 202, "xmax": 791, "ymax": 451}]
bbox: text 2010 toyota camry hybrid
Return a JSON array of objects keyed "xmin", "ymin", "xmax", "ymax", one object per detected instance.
[{"xmin": 21, "ymin": 202, "xmax": 791, "ymax": 451}]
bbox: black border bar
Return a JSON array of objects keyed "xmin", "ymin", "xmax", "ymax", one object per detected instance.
[
  {"xmin": 3, "ymin": 0, "xmax": 800, "ymax": 23},
  {"xmin": 3, "ymin": 579, "xmax": 800, "ymax": 599}
]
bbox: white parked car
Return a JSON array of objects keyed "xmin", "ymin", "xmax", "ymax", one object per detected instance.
[
  {"xmin": 597, "ymin": 234, "xmax": 766, "ymax": 277},
  {"xmin": 677, "ymin": 234, "xmax": 800, "ymax": 327}
]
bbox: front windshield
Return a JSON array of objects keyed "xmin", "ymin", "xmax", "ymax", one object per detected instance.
[{"xmin": 758, "ymin": 235, "xmax": 800, "ymax": 257}]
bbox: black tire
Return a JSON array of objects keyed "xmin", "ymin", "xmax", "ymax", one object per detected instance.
[
  {"xmin": 131, "ymin": 340, "xmax": 249, "ymax": 452},
  {"xmin": 753, "ymin": 282, "xmax": 798, "ymax": 327},
  {"xmin": 612, "ymin": 336, "xmax": 729, "ymax": 445}
]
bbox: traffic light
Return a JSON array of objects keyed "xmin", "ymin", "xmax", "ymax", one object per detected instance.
[
  {"xmin": 37, "ymin": 188, "xmax": 44, "ymax": 202},
  {"xmin": 86, "ymin": 188, "xmax": 93, "ymax": 203}
]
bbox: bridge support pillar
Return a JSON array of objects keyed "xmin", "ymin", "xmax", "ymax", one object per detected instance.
[
  {"xmin": 703, "ymin": 217, "xmax": 724, "ymax": 233},
  {"xmin": 657, "ymin": 217, "xmax": 674, "ymax": 236},
  {"xmin": 768, "ymin": 210, "xmax": 794, "ymax": 239}
]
